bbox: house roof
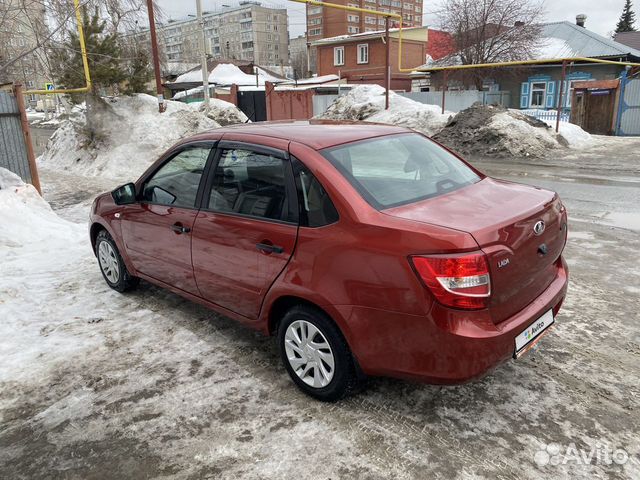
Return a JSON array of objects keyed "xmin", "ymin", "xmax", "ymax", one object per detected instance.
[
  {"xmin": 614, "ymin": 31, "xmax": 640, "ymax": 51},
  {"xmin": 539, "ymin": 21, "xmax": 640, "ymax": 59},
  {"xmin": 414, "ymin": 21, "xmax": 640, "ymax": 71}
]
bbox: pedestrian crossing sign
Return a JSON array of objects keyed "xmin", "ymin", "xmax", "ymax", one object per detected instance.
[{"xmin": 45, "ymin": 83, "xmax": 54, "ymax": 91}]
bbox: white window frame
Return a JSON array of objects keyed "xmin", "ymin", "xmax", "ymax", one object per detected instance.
[
  {"xmin": 334, "ymin": 46, "xmax": 345, "ymax": 66},
  {"xmin": 357, "ymin": 43, "xmax": 369, "ymax": 64},
  {"xmin": 529, "ymin": 82, "xmax": 547, "ymax": 108}
]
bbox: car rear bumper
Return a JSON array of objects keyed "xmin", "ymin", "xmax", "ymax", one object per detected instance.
[{"xmin": 335, "ymin": 256, "xmax": 568, "ymax": 384}]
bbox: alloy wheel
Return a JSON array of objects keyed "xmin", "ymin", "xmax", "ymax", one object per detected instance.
[{"xmin": 98, "ymin": 240, "xmax": 120, "ymax": 284}]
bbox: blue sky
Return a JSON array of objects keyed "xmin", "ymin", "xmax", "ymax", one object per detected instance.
[{"xmin": 155, "ymin": 0, "xmax": 631, "ymax": 39}]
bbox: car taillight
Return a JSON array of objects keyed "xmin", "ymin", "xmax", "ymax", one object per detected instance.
[{"xmin": 410, "ymin": 252, "xmax": 491, "ymax": 310}]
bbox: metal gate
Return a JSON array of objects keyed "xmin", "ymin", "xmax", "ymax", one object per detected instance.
[
  {"xmin": 237, "ymin": 90, "xmax": 267, "ymax": 122},
  {"xmin": 616, "ymin": 73, "xmax": 640, "ymax": 136},
  {"xmin": 0, "ymin": 88, "xmax": 39, "ymax": 188}
]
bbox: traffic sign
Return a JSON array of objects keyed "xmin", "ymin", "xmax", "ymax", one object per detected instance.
[{"xmin": 44, "ymin": 83, "xmax": 54, "ymax": 91}]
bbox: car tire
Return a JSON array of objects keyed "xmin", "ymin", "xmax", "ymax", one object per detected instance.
[
  {"xmin": 277, "ymin": 305, "xmax": 361, "ymax": 401},
  {"xmin": 95, "ymin": 229, "xmax": 139, "ymax": 292}
]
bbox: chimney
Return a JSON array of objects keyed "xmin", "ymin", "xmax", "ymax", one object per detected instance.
[{"xmin": 576, "ymin": 14, "xmax": 587, "ymax": 28}]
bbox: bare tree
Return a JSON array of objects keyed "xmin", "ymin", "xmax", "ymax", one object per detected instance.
[{"xmin": 436, "ymin": 0, "xmax": 545, "ymax": 88}]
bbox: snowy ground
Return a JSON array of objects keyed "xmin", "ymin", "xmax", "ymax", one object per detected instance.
[{"xmin": 1, "ymin": 130, "xmax": 640, "ymax": 478}]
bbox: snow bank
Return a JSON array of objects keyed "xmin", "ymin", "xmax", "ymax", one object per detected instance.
[
  {"xmin": 0, "ymin": 167, "xmax": 95, "ymax": 383},
  {"xmin": 317, "ymin": 85, "xmax": 452, "ymax": 136},
  {"xmin": 0, "ymin": 168, "xmax": 80, "ymax": 248},
  {"xmin": 38, "ymin": 94, "xmax": 220, "ymax": 181},
  {"xmin": 544, "ymin": 120, "xmax": 594, "ymax": 148},
  {"xmin": 433, "ymin": 104, "xmax": 593, "ymax": 158}
]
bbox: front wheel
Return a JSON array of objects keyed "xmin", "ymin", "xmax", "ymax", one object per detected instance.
[
  {"xmin": 277, "ymin": 305, "xmax": 361, "ymax": 401},
  {"xmin": 95, "ymin": 230, "xmax": 139, "ymax": 292}
]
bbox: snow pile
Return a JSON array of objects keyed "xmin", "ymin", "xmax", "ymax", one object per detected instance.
[
  {"xmin": 544, "ymin": 120, "xmax": 594, "ymax": 148},
  {"xmin": 175, "ymin": 63, "xmax": 283, "ymax": 86},
  {"xmin": 318, "ymin": 85, "xmax": 452, "ymax": 136},
  {"xmin": 197, "ymin": 98, "xmax": 248, "ymax": 125},
  {"xmin": 38, "ymin": 94, "xmax": 219, "ymax": 181},
  {"xmin": 0, "ymin": 168, "xmax": 80, "ymax": 248},
  {"xmin": 433, "ymin": 104, "xmax": 592, "ymax": 158}
]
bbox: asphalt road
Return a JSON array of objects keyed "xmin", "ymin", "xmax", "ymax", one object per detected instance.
[{"xmin": 1, "ymin": 138, "xmax": 639, "ymax": 479}]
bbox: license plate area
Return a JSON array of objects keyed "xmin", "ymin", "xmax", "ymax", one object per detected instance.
[{"xmin": 514, "ymin": 309, "xmax": 554, "ymax": 358}]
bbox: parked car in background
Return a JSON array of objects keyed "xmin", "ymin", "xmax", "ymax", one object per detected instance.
[{"xmin": 89, "ymin": 120, "xmax": 569, "ymax": 401}]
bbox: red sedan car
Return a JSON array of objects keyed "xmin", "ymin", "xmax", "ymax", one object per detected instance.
[{"xmin": 90, "ymin": 120, "xmax": 568, "ymax": 401}]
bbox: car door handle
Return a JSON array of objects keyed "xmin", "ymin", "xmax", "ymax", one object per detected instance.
[
  {"xmin": 256, "ymin": 242, "xmax": 284, "ymax": 254},
  {"xmin": 171, "ymin": 223, "xmax": 191, "ymax": 234}
]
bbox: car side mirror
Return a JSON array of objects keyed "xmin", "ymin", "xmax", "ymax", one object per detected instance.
[{"xmin": 112, "ymin": 183, "xmax": 137, "ymax": 205}]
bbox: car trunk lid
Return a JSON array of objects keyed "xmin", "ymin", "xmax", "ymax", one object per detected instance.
[{"xmin": 385, "ymin": 178, "xmax": 567, "ymax": 323}]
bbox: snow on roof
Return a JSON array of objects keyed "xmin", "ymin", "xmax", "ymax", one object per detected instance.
[
  {"xmin": 174, "ymin": 63, "xmax": 286, "ymax": 86},
  {"xmin": 280, "ymin": 74, "xmax": 340, "ymax": 86}
]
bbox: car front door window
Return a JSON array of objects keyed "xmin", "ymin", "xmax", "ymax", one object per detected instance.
[{"xmin": 143, "ymin": 147, "xmax": 211, "ymax": 208}]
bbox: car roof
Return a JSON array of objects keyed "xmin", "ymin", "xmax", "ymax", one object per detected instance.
[{"xmin": 188, "ymin": 120, "xmax": 412, "ymax": 150}]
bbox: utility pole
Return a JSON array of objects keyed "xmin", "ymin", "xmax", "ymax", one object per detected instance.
[
  {"xmin": 385, "ymin": 16, "xmax": 390, "ymax": 110},
  {"xmin": 146, "ymin": 0, "xmax": 165, "ymax": 113},
  {"xmin": 196, "ymin": 0, "xmax": 210, "ymax": 107}
]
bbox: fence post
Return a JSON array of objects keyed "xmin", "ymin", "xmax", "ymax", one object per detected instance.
[
  {"xmin": 13, "ymin": 83, "xmax": 41, "ymax": 195},
  {"xmin": 615, "ymin": 67, "xmax": 629, "ymax": 136}
]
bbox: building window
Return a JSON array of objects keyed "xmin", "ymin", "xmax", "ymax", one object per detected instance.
[
  {"xmin": 530, "ymin": 82, "xmax": 547, "ymax": 108},
  {"xmin": 309, "ymin": 6, "xmax": 322, "ymax": 14},
  {"xmin": 365, "ymin": 16, "xmax": 377, "ymax": 24},
  {"xmin": 309, "ymin": 28, "xmax": 322, "ymax": 36},
  {"xmin": 334, "ymin": 46, "xmax": 345, "ymax": 66},
  {"xmin": 308, "ymin": 18, "xmax": 322, "ymax": 25},
  {"xmin": 357, "ymin": 43, "xmax": 368, "ymax": 64},
  {"xmin": 347, "ymin": 26, "xmax": 360, "ymax": 33},
  {"xmin": 347, "ymin": 14, "xmax": 359, "ymax": 22}
]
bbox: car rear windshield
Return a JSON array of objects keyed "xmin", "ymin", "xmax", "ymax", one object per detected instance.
[{"xmin": 322, "ymin": 133, "xmax": 481, "ymax": 209}]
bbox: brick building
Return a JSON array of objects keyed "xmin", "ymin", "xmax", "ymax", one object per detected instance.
[
  {"xmin": 312, "ymin": 27, "xmax": 451, "ymax": 91},
  {"xmin": 306, "ymin": 0, "xmax": 423, "ymax": 42}
]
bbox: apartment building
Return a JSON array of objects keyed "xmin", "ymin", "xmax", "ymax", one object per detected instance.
[
  {"xmin": 0, "ymin": 0, "xmax": 49, "ymax": 100},
  {"xmin": 132, "ymin": 2, "xmax": 289, "ymax": 67},
  {"xmin": 306, "ymin": 0, "xmax": 423, "ymax": 42}
]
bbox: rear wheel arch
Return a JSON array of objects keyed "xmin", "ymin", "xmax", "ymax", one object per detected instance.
[{"xmin": 268, "ymin": 295, "xmax": 326, "ymax": 336}]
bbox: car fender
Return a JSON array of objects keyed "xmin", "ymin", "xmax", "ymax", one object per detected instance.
[{"xmin": 89, "ymin": 215, "xmax": 137, "ymax": 276}]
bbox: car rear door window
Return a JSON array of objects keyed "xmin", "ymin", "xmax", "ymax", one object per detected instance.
[
  {"xmin": 207, "ymin": 148, "xmax": 293, "ymax": 222},
  {"xmin": 322, "ymin": 133, "xmax": 481, "ymax": 209},
  {"xmin": 292, "ymin": 158, "xmax": 339, "ymax": 227},
  {"xmin": 142, "ymin": 146, "xmax": 211, "ymax": 208}
]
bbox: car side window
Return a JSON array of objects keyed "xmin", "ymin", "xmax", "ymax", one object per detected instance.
[
  {"xmin": 292, "ymin": 157, "xmax": 339, "ymax": 227},
  {"xmin": 142, "ymin": 147, "xmax": 211, "ymax": 208},
  {"xmin": 207, "ymin": 148, "xmax": 292, "ymax": 222}
]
